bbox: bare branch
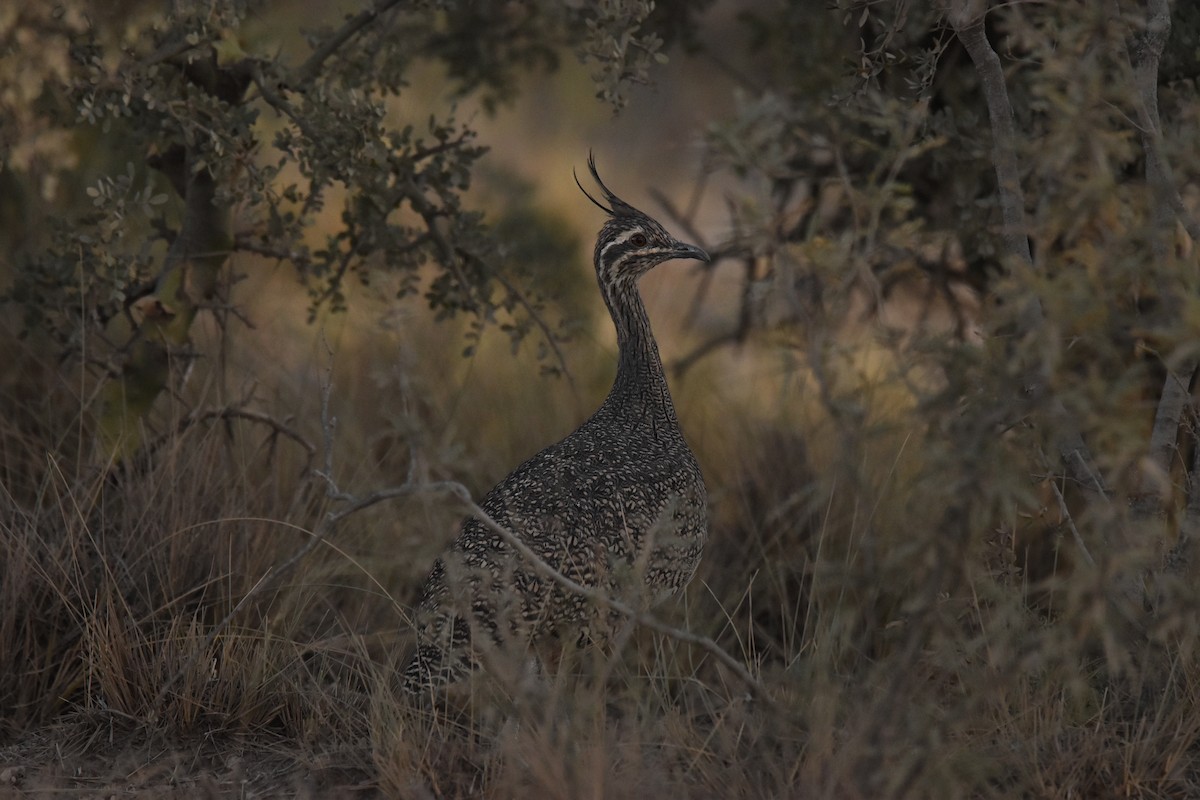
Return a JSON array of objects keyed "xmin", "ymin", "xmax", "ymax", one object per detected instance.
[
  {"xmin": 648, "ymin": 187, "xmax": 715, "ymax": 254},
  {"xmin": 950, "ymin": 6, "xmax": 1116, "ymax": 505},
  {"xmin": 153, "ymin": 363, "xmax": 436, "ymax": 709},
  {"xmin": 445, "ymin": 484, "xmax": 766, "ymax": 698},
  {"xmin": 949, "ymin": 9, "xmax": 1032, "ymax": 268},
  {"xmin": 166, "ymin": 405, "xmax": 317, "ymax": 465},
  {"xmin": 316, "ymin": 359, "xmax": 345, "ymax": 501},
  {"xmin": 1049, "ymin": 477, "xmax": 1097, "ymax": 568}
]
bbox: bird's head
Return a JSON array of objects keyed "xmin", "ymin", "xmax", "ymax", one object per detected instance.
[{"xmin": 576, "ymin": 153, "xmax": 709, "ymax": 288}]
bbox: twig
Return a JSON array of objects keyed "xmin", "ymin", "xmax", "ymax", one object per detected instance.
[
  {"xmin": 648, "ymin": 187, "xmax": 714, "ymax": 254},
  {"xmin": 950, "ymin": 10, "xmax": 1032, "ymax": 269},
  {"xmin": 444, "ymin": 484, "xmax": 766, "ymax": 698},
  {"xmin": 460, "ymin": 250, "xmax": 575, "ymax": 386},
  {"xmin": 252, "ymin": 70, "xmax": 322, "ymax": 143},
  {"xmin": 649, "ymin": 181, "xmax": 740, "ymax": 329},
  {"xmin": 410, "ymin": 131, "xmax": 475, "ymax": 163},
  {"xmin": 294, "ymin": 0, "xmax": 407, "ymax": 86},
  {"xmin": 400, "ymin": 183, "xmax": 480, "ymax": 314},
  {"xmin": 700, "ymin": 45, "xmax": 763, "ymax": 93},
  {"xmin": 650, "ymin": 179, "xmax": 754, "ymax": 334},
  {"xmin": 170, "ymin": 406, "xmax": 316, "ymax": 464},
  {"xmin": 1049, "ymin": 477, "xmax": 1097, "ymax": 568},
  {"xmin": 231, "ymin": 235, "xmax": 306, "ymax": 263}
]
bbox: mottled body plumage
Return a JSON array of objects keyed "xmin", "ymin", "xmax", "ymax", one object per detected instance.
[{"xmin": 403, "ymin": 156, "xmax": 708, "ymax": 694}]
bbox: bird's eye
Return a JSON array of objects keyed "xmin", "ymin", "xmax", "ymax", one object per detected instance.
[{"xmin": 630, "ymin": 233, "xmax": 648, "ymax": 247}]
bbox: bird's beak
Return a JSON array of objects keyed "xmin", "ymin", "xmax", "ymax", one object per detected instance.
[{"xmin": 670, "ymin": 242, "xmax": 709, "ymax": 263}]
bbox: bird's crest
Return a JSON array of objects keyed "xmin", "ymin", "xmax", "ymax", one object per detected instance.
[{"xmin": 574, "ymin": 151, "xmax": 641, "ymax": 218}]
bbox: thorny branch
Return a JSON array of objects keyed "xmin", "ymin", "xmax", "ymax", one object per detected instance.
[{"xmin": 162, "ymin": 405, "xmax": 317, "ymax": 468}]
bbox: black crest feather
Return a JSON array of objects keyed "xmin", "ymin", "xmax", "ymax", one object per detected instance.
[{"xmin": 574, "ymin": 150, "xmax": 640, "ymax": 217}]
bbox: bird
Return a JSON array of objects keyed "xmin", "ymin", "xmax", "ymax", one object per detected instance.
[{"xmin": 402, "ymin": 154, "xmax": 709, "ymax": 697}]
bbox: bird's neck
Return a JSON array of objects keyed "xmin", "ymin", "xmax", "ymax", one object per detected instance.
[{"xmin": 601, "ymin": 280, "xmax": 678, "ymax": 421}]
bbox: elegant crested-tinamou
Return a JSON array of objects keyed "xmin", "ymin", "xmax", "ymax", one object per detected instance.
[{"xmin": 403, "ymin": 155, "xmax": 709, "ymax": 697}]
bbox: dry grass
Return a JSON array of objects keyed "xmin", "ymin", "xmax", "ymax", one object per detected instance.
[{"xmin": 4, "ymin": 295, "xmax": 1200, "ymax": 800}]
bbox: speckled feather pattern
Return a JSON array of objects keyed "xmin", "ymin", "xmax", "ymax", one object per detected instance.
[{"xmin": 403, "ymin": 160, "xmax": 708, "ymax": 694}]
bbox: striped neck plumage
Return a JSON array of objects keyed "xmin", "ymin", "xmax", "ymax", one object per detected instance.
[{"xmin": 601, "ymin": 278, "xmax": 677, "ymax": 420}]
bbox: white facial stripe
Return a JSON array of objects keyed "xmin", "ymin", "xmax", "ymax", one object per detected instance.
[{"xmin": 599, "ymin": 228, "xmax": 642, "ymax": 263}]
